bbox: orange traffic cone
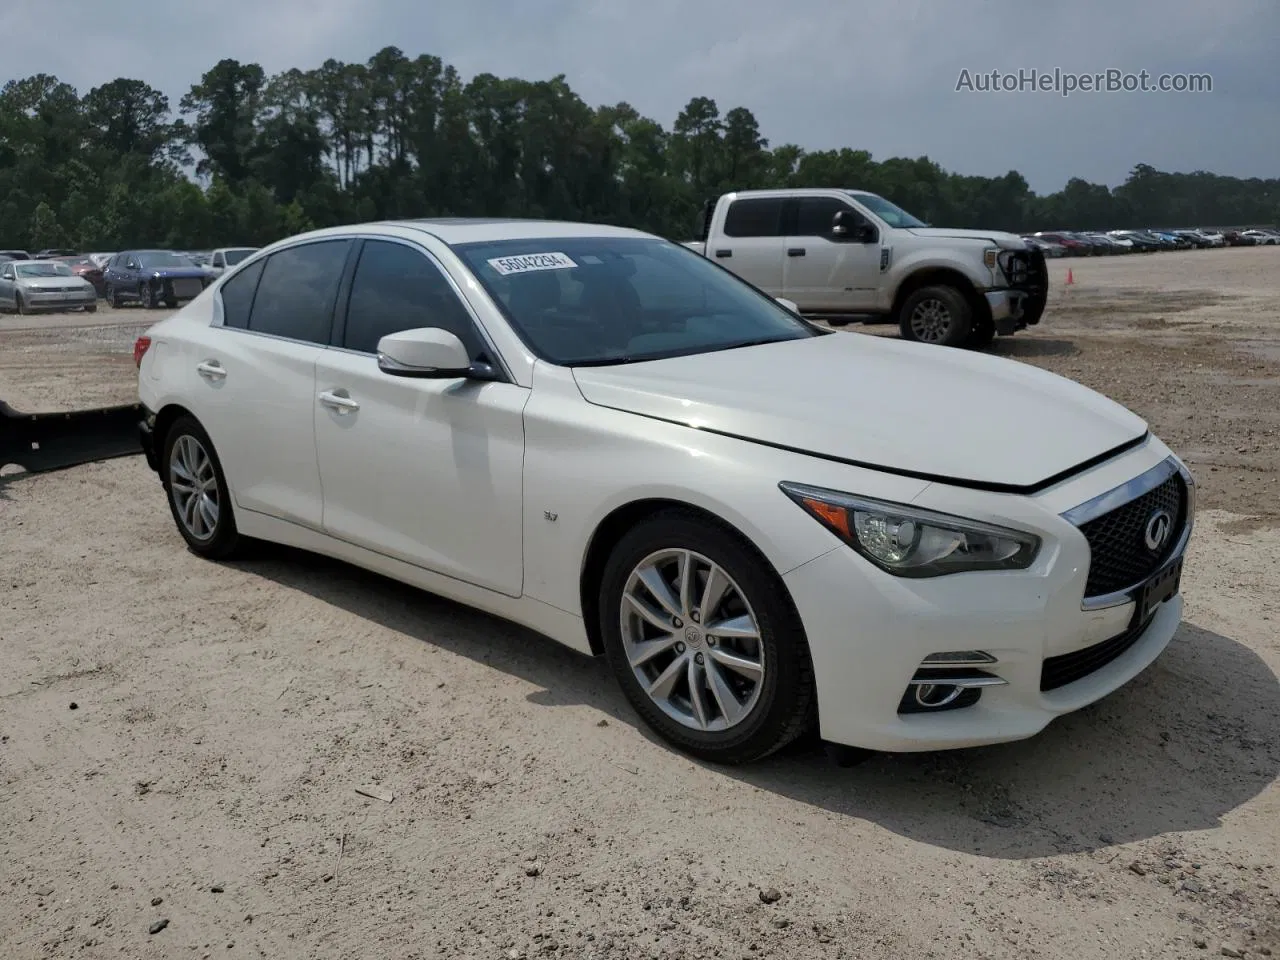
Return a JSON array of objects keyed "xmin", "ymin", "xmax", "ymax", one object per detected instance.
[{"xmin": 1065, "ymin": 268, "xmax": 1074, "ymax": 285}]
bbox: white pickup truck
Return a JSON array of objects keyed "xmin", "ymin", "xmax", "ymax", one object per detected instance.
[{"xmin": 684, "ymin": 188, "xmax": 1048, "ymax": 348}]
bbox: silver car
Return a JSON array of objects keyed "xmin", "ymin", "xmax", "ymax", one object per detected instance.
[{"xmin": 0, "ymin": 259, "xmax": 98, "ymax": 315}]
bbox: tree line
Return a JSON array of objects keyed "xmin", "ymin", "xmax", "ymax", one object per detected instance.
[{"xmin": 1, "ymin": 47, "xmax": 1276, "ymax": 252}]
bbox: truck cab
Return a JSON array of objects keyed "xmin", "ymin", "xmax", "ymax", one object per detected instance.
[{"xmin": 685, "ymin": 188, "xmax": 1048, "ymax": 348}]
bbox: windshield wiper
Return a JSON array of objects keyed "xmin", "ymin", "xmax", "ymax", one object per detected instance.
[{"xmin": 564, "ymin": 355, "xmax": 640, "ymax": 367}]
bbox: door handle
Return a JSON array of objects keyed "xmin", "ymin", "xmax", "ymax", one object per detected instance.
[
  {"xmin": 714, "ymin": 249, "xmax": 732, "ymax": 258},
  {"xmin": 196, "ymin": 360, "xmax": 226, "ymax": 380},
  {"xmin": 318, "ymin": 390, "xmax": 359, "ymax": 413},
  {"xmin": 787, "ymin": 248, "xmax": 806, "ymax": 257}
]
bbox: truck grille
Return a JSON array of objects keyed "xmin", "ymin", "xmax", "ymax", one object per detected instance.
[
  {"xmin": 1040, "ymin": 616, "xmax": 1150, "ymax": 691},
  {"xmin": 1077, "ymin": 473, "xmax": 1188, "ymax": 597}
]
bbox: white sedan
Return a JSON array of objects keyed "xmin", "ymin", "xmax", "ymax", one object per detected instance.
[{"xmin": 134, "ymin": 219, "xmax": 1195, "ymax": 764}]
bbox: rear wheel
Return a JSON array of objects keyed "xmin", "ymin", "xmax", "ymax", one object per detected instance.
[
  {"xmin": 898, "ymin": 285, "xmax": 972, "ymax": 347},
  {"xmin": 161, "ymin": 415, "xmax": 244, "ymax": 560},
  {"xmin": 598, "ymin": 510, "xmax": 816, "ymax": 764}
]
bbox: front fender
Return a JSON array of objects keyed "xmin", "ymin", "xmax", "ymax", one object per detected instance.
[{"xmin": 518, "ymin": 364, "xmax": 932, "ymax": 618}]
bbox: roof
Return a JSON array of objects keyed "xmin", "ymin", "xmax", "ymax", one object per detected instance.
[
  {"xmin": 717, "ymin": 188, "xmax": 881, "ymax": 200},
  {"xmin": 258, "ymin": 217, "xmax": 654, "ymax": 250}
]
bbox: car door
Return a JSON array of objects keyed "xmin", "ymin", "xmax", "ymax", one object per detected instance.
[
  {"xmin": 711, "ymin": 197, "xmax": 786, "ymax": 295},
  {"xmin": 0, "ymin": 262, "xmax": 15, "ymax": 308},
  {"xmin": 783, "ymin": 196, "xmax": 882, "ymax": 311},
  {"xmin": 313, "ymin": 237, "xmax": 528, "ymax": 597},
  {"xmin": 190, "ymin": 238, "xmax": 354, "ymax": 528}
]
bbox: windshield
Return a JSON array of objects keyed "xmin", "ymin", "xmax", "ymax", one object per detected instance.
[
  {"xmin": 59, "ymin": 257, "xmax": 95, "ymax": 267},
  {"xmin": 847, "ymin": 192, "xmax": 927, "ymax": 228},
  {"xmin": 224, "ymin": 248, "xmax": 256, "ymax": 265},
  {"xmin": 454, "ymin": 236, "xmax": 823, "ymax": 366},
  {"xmin": 16, "ymin": 262, "xmax": 73, "ymax": 278},
  {"xmin": 137, "ymin": 251, "xmax": 196, "ymax": 269}
]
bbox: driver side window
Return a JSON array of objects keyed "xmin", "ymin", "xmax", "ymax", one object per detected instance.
[
  {"xmin": 793, "ymin": 197, "xmax": 865, "ymax": 239},
  {"xmin": 341, "ymin": 240, "xmax": 484, "ymax": 358}
]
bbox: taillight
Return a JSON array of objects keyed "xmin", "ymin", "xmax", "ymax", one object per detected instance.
[{"xmin": 134, "ymin": 336, "xmax": 152, "ymax": 368}]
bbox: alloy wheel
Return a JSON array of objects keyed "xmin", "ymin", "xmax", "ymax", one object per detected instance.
[
  {"xmin": 909, "ymin": 298, "xmax": 953, "ymax": 342},
  {"xmin": 168, "ymin": 434, "xmax": 220, "ymax": 541},
  {"xmin": 619, "ymin": 548, "xmax": 765, "ymax": 732}
]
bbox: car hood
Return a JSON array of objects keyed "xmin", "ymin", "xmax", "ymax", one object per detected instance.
[
  {"xmin": 571, "ymin": 334, "xmax": 1148, "ymax": 491},
  {"xmin": 905, "ymin": 227, "xmax": 1028, "ymax": 250},
  {"xmin": 18, "ymin": 276, "xmax": 89, "ymax": 289}
]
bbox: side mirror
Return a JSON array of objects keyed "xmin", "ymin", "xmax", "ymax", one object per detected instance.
[
  {"xmin": 831, "ymin": 210, "xmax": 877, "ymax": 243},
  {"xmin": 377, "ymin": 327, "xmax": 482, "ymax": 379},
  {"xmin": 775, "ymin": 297, "xmax": 800, "ymax": 314}
]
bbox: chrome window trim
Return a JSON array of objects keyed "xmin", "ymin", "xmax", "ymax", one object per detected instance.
[{"xmin": 1060, "ymin": 455, "xmax": 1197, "ymax": 611}]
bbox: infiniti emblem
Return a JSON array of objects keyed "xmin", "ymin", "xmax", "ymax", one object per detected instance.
[{"xmin": 1143, "ymin": 509, "xmax": 1173, "ymax": 552}]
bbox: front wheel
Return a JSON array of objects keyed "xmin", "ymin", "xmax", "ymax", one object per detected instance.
[
  {"xmin": 598, "ymin": 510, "xmax": 816, "ymax": 764},
  {"xmin": 15, "ymin": 293, "xmax": 27, "ymax": 315},
  {"xmin": 898, "ymin": 285, "xmax": 972, "ymax": 347},
  {"xmin": 144, "ymin": 282, "xmax": 161, "ymax": 309},
  {"xmin": 161, "ymin": 415, "xmax": 244, "ymax": 560}
]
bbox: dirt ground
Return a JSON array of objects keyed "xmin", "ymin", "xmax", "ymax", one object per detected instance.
[{"xmin": 2, "ymin": 249, "xmax": 1278, "ymax": 960}]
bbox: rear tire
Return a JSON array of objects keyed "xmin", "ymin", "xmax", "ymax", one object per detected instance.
[
  {"xmin": 598, "ymin": 510, "xmax": 816, "ymax": 765},
  {"xmin": 161, "ymin": 415, "xmax": 244, "ymax": 560},
  {"xmin": 898, "ymin": 285, "xmax": 972, "ymax": 347}
]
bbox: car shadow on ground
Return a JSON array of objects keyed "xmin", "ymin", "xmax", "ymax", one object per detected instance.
[
  {"xmin": 243, "ymin": 546, "xmax": 1279, "ymax": 861},
  {"xmin": 989, "ymin": 337, "xmax": 1081, "ymax": 358}
]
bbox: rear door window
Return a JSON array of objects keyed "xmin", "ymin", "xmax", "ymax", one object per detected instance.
[
  {"xmin": 246, "ymin": 240, "xmax": 351, "ymax": 343},
  {"xmin": 218, "ymin": 258, "xmax": 265, "ymax": 330},
  {"xmin": 722, "ymin": 198, "xmax": 786, "ymax": 237}
]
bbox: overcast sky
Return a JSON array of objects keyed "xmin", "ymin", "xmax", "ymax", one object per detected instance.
[{"xmin": 7, "ymin": 0, "xmax": 1277, "ymax": 194}]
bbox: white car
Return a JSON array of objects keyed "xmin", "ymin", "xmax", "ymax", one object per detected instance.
[{"xmin": 133, "ymin": 219, "xmax": 1195, "ymax": 764}]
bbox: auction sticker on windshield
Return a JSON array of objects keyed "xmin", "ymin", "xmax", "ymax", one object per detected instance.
[{"xmin": 487, "ymin": 252, "xmax": 577, "ymax": 275}]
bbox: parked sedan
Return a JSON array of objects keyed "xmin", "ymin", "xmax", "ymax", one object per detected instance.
[
  {"xmin": 54, "ymin": 254, "xmax": 106, "ymax": 296},
  {"xmin": 0, "ymin": 259, "xmax": 97, "ymax": 314},
  {"xmin": 104, "ymin": 250, "xmax": 213, "ymax": 308},
  {"xmin": 134, "ymin": 219, "xmax": 1194, "ymax": 764}
]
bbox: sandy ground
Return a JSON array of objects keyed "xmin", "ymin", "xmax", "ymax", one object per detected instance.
[{"xmin": 2, "ymin": 250, "xmax": 1278, "ymax": 960}]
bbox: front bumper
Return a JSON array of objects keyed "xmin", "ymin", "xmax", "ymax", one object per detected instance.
[
  {"xmin": 782, "ymin": 447, "xmax": 1192, "ymax": 753},
  {"xmin": 985, "ymin": 289, "xmax": 1027, "ymax": 333},
  {"xmin": 23, "ymin": 290, "xmax": 97, "ymax": 310}
]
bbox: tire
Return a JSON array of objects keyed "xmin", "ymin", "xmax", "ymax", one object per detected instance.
[
  {"xmin": 106, "ymin": 284, "xmax": 122, "ymax": 308},
  {"xmin": 144, "ymin": 282, "xmax": 161, "ymax": 309},
  {"xmin": 898, "ymin": 285, "xmax": 972, "ymax": 347},
  {"xmin": 84, "ymin": 302, "xmax": 97, "ymax": 314},
  {"xmin": 161, "ymin": 415, "xmax": 244, "ymax": 560},
  {"xmin": 965, "ymin": 314, "xmax": 996, "ymax": 349},
  {"xmin": 598, "ymin": 509, "xmax": 816, "ymax": 765},
  {"xmin": 15, "ymin": 292, "xmax": 27, "ymax": 316}
]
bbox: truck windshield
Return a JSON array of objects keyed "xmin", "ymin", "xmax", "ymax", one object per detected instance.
[
  {"xmin": 454, "ymin": 236, "xmax": 824, "ymax": 367},
  {"xmin": 846, "ymin": 192, "xmax": 928, "ymax": 228}
]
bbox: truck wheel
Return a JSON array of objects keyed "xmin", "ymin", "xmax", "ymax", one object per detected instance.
[{"xmin": 899, "ymin": 285, "xmax": 972, "ymax": 347}]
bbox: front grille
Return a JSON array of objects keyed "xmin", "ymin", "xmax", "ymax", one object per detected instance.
[
  {"xmin": 1078, "ymin": 473, "xmax": 1187, "ymax": 597},
  {"xmin": 1041, "ymin": 616, "xmax": 1151, "ymax": 691}
]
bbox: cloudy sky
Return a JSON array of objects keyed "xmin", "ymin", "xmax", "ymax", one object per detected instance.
[{"xmin": 7, "ymin": 0, "xmax": 1277, "ymax": 194}]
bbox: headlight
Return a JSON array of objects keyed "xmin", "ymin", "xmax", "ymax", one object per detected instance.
[
  {"xmin": 982, "ymin": 246, "xmax": 999, "ymax": 270},
  {"xmin": 779, "ymin": 482, "xmax": 1040, "ymax": 578}
]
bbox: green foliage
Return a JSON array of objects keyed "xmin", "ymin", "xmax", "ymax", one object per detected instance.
[{"xmin": 1, "ymin": 50, "xmax": 1276, "ymax": 252}]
